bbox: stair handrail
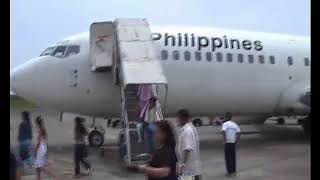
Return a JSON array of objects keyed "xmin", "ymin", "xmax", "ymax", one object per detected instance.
[
  {"xmin": 120, "ymin": 85, "xmax": 132, "ymax": 163},
  {"xmin": 152, "ymin": 84, "xmax": 164, "ymax": 121}
]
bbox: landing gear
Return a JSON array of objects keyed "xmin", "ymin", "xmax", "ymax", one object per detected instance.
[
  {"xmin": 88, "ymin": 130, "xmax": 104, "ymax": 147},
  {"xmin": 277, "ymin": 118, "xmax": 285, "ymax": 125},
  {"xmin": 302, "ymin": 116, "xmax": 310, "ymax": 136},
  {"xmin": 192, "ymin": 118, "xmax": 203, "ymax": 127}
]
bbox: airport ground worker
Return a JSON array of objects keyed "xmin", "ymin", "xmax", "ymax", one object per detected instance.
[
  {"xmin": 176, "ymin": 109, "xmax": 202, "ymax": 180},
  {"xmin": 221, "ymin": 112, "xmax": 241, "ymax": 176}
]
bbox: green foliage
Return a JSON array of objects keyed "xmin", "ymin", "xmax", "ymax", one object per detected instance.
[{"xmin": 10, "ymin": 96, "xmax": 38, "ymax": 109}]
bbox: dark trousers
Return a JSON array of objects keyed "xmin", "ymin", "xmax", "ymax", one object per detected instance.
[
  {"xmin": 10, "ymin": 153, "xmax": 16, "ymax": 180},
  {"xmin": 224, "ymin": 143, "xmax": 236, "ymax": 174},
  {"xmin": 74, "ymin": 144, "xmax": 91, "ymax": 175},
  {"xmin": 195, "ymin": 175, "xmax": 202, "ymax": 180}
]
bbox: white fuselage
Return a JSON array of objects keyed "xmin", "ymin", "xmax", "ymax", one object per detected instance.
[{"xmin": 10, "ymin": 25, "xmax": 310, "ymax": 119}]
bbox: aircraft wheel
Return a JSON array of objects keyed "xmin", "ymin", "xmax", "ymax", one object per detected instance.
[
  {"xmin": 277, "ymin": 118, "xmax": 285, "ymax": 125},
  {"xmin": 192, "ymin": 119, "xmax": 202, "ymax": 127},
  {"xmin": 302, "ymin": 117, "xmax": 310, "ymax": 137},
  {"xmin": 88, "ymin": 130, "xmax": 104, "ymax": 147}
]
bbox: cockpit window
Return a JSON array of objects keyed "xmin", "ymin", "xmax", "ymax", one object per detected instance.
[
  {"xmin": 40, "ymin": 46, "xmax": 56, "ymax": 56},
  {"xmin": 40, "ymin": 45, "xmax": 80, "ymax": 58},
  {"xmin": 64, "ymin": 45, "xmax": 80, "ymax": 57},
  {"xmin": 51, "ymin": 46, "xmax": 67, "ymax": 58}
]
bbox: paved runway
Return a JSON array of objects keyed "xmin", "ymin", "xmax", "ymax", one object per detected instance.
[{"xmin": 10, "ymin": 108, "xmax": 310, "ymax": 180}]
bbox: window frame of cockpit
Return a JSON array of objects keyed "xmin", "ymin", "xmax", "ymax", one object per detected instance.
[
  {"xmin": 40, "ymin": 46, "xmax": 57, "ymax": 56},
  {"xmin": 63, "ymin": 45, "xmax": 81, "ymax": 58},
  {"xmin": 40, "ymin": 44, "xmax": 81, "ymax": 58},
  {"xmin": 51, "ymin": 45, "xmax": 68, "ymax": 58}
]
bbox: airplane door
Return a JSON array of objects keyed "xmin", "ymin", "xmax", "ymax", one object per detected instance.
[{"xmin": 90, "ymin": 21, "xmax": 114, "ymax": 72}]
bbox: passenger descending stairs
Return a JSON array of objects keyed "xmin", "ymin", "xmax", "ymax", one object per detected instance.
[{"xmin": 114, "ymin": 18, "xmax": 168, "ymax": 164}]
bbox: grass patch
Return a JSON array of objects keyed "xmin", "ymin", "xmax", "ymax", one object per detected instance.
[{"xmin": 10, "ymin": 96, "xmax": 38, "ymax": 109}]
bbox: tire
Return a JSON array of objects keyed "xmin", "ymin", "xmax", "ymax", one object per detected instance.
[
  {"xmin": 277, "ymin": 118, "xmax": 285, "ymax": 125},
  {"xmin": 302, "ymin": 117, "xmax": 310, "ymax": 137},
  {"xmin": 88, "ymin": 130, "xmax": 104, "ymax": 147},
  {"xmin": 192, "ymin": 119, "xmax": 202, "ymax": 127}
]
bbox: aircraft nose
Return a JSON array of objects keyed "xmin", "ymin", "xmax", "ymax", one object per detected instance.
[
  {"xmin": 10, "ymin": 70, "xmax": 17, "ymax": 95},
  {"xmin": 10, "ymin": 60, "xmax": 35, "ymax": 96}
]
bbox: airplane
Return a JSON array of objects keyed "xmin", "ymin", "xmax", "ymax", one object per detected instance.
[{"xmin": 10, "ymin": 18, "xmax": 310, "ymax": 149}]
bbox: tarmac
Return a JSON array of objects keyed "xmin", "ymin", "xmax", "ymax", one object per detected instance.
[{"xmin": 10, "ymin": 108, "xmax": 310, "ymax": 180}]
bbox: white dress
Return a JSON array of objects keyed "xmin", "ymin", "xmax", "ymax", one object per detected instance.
[{"xmin": 33, "ymin": 136, "xmax": 48, "ymax": 168}]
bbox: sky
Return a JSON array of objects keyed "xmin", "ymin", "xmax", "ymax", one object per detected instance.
[{"xmin": 10, "ymin": 0, "xmax": 310, "ymax": 70}]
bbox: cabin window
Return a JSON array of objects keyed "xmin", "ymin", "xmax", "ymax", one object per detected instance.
[
  {"xmin": 248, "ymin": 54, "xmax": 254, "ymax": 64},
  {"xmin": 216, "ymin": 52, "xmax": 223, "ymax": 62},
  {"xmin": 161, "ymin": 50, "xmax": 168, "ymax": 60},
  {"xmin": 304, "ymin": 58, "xmax": 310, "ymax": 66},
  {"xmin": 195, "ymin": 52, "xmax": 201, "ymax": 61},
  {"xmin": 258, "ymin": 55, "xmax": 265, "ymax": 64},
  {"xmin": 206, "ymin": 52, "xmax": 212, "ymax": 62},
  {"xmin": 184, "ymin": 51, "xmax": 191, "ymax": 61},
  {"xmin": 227, "ymin": 53, "xmax": 233, "ymax": 62},
  {"xmin": 269, "ymin": 56, "xmax": 276, "ymax": 64},
  {"xmin": 51, "ymin": 46, "xmax": 67, "ymax": 58},
  {"xmin": 238, "ymin": 54, "xmax": 244, "ymax": 63},
  {"xmin": 173, "ymin": 50, "xmax": 180, "ymax": 60},
  {"xmin": 64, "ymin": 45, "xmax": 80, "ymax": 57},
  {"xmin": 287, "ymin": 56, "xmax": 293, "ymax": 66}
]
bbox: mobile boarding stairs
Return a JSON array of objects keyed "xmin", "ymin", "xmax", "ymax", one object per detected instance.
[{"xmin": 89, "ymin": 18, "xmax": 168, "ymax": 165}]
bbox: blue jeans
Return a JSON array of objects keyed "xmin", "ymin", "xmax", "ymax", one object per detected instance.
[{"xmin": 143, "ymin": 122, "xmax": 156, "ymax": 154}]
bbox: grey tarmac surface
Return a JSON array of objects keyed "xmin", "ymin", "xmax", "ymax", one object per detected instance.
[{"xmin": 10, "ymin": 108, "xmax": 310, "ymax": 180}]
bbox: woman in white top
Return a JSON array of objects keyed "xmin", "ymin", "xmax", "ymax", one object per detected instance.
[{"xmin": 34, "ymin": 116, "xmax": 55, "ymax": 180}]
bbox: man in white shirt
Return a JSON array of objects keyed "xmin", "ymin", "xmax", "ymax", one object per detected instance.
[
  {"xmin": 221, "ymin": 112, "xmax": 241, "ymax": 176},
  {"xmin": 176, "ymin": 109, "xmax": 202, "ymax": 180}
]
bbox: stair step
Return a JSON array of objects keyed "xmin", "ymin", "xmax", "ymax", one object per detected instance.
[
  {"xmin": 124, "ymin": 89, "xmax": 138, "ymax": 95},
  {"xmin": 125, "ymin": 96, "xmax": 137, "ymax": 101},
  {"xmin": 125, "ymin": 103, "xmax": 137, "ymax": 108},
  {"xmin": 127, "ymin": 108, "xmax": 137, "ymax": 112},
  {"xmin": 125, "ymin": 85, "xmax": 139, "ymax": 91}
]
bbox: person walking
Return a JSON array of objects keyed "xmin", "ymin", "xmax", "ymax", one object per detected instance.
[
  {"xmin": 137, "ymin": 84, "xmax": 153, "ymax": 113},
  {"xmin": 33, "ymin": 116, "xmax": 55, "ymax": 180},
  {"xmin": 221, "ymin": 112, "xmax": 241, "ymax": 176},
  {"xmin": 176, "ymin": 109, "xmax": 202, "ymax": 180},
  {"xmin": 136, "ymin": 84, "xmax": 154, "ymax": 143},
  {"xmin": 18, "ymin": 111, "xmax": 33, "ymax": 167},
  {"xmin": 127, "ymin": 120, "xmax": 178, "ymax": 180},
  {"xmin": 74, "ymin": 117, "xmax": 92, "ymax": 178},
  {"xmin": 139, "ymin": 97, "xmax": 161, "ymax": 154}
]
